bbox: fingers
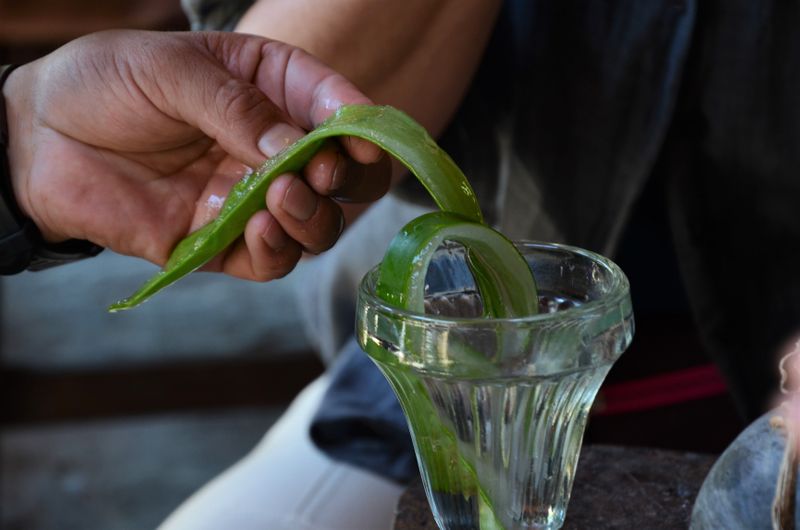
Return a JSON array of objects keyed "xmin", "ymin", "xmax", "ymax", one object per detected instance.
[
  {"xmin": 213, "ymin": 174, "xmax": 345, "ymax": 281},
  {"xmin": 166, "ymin": 33, "xmax": 383, "ymax": 173},
  {"xmin": 255, "ymin": 40, "xmax": 381, "ymax": 164},
  {"xmin": 266, "ymin": 174, "xmax": 345, "ymax": 254},
  {"xmin": 202, "ymin": 33, "xmax": 383, "ymax": 164},
  {"xmin": 304, "ymin": 143, "xmax": 391, "ymax": 202},
  {"xmin": 204, "ymin": 148, "xmax": 386, "ymax": 281},
  {"xmin": 173, "ymin": 70, "xmax": 301, "ymax": 169},
  {"xmin": 158, "ymin": 33, "xmax": 392, "ymax": 281},
  {"xmin": 218, "ymin": 211, "xmax": 303, "ymax": 281}
]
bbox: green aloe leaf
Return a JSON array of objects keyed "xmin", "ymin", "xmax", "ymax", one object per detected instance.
[
  {"xmin": 109, "ymin": 105, "xmax": 482, "ymax": 311},
  {"xmin": 377, "ymin": 211, "xmax": 538, "ymax": 317},
  {"xmin": 372, "ymin": 211, "xmax": 538, "ymax": 530}
]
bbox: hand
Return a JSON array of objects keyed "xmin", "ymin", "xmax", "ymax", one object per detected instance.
[{"xmin": 3, "ymin": 30, "xmax": 390, "ymax": 280}]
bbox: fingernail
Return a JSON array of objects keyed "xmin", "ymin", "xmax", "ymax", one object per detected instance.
[
  {"xmin": 262, "ymin": 220, "xmax": 288, "ymax": 251},
  {"xmin": 259, "ymin": 123, "xmax": 305, "ymax": 158},
  {"xmin": 282, "ymin": 178, "xmax": 318, "ymax": 221},
  {"xmin": 345, "ymin": 136, "xmax": 384, "ymax": 163},
  {"xmin": 329, "ymin": 153, "xmax": 347, "ymax": 193},
  {"xmin": 336, "ymin": 213, "xmax": 345, "ymax": 238}
]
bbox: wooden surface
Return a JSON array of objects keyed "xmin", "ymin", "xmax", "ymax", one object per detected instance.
[{"xmin": 394, "ymin": 445, "xmax": 716, "ymax": 529}]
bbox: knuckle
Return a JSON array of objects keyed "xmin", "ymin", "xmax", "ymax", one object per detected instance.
[
  {"xmin": 257, "ymin": 246, "xmax": 301, "ymax": 281},
  {"xmin": 304, "ymin": 237, "xmax": 334, "ymax": 255},
  {"xmin": 300, "ymin": 206, "xmax": 342, "ymax": 254},
  {"xmin": 214, "ymin": 78, "xmax": 272, "ymax": 125}
]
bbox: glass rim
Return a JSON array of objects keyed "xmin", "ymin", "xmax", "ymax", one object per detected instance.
[{"xmin": 358, "ymin": 240, "xmax": 631, "ymax": 328}]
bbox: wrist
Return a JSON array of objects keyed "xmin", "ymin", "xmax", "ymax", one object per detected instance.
[
  {"xmin": 2, "ymin": 63, "xmax": 36, "ymax": 225},
  {"xmin": 1, "ymin": 64, "xmax": 102, "ymax": 273},
  {"xmin": 0, "ymin": 64, "xmax": 35, "ymax": 273}
]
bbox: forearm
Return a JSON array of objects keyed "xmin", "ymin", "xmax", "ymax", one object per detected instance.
[{"xmin": 236, "ymin": 0, "xmax": 501, "ymax": 139}]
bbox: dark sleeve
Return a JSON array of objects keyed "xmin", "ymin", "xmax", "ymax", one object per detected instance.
[{"xmin": 309, "ymin": 339, "xmax": 418, "ymax": 484}]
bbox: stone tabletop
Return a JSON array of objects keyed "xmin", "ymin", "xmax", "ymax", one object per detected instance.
[{"xmin": 393, "ymin": 445, "xmax": 716, "ymax": 529}]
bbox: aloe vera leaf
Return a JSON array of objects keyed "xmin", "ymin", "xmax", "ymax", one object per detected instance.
[
  {"xmin": 372, "ymin": 212, "xmax": 538, "ymax": 529},
  {"xmin": 109, "ymin": 105, "xmax": 483, "ymax": 311},
  {"xmin": 377, "ymin": 210, "xmax": 538, "ymax": 374},
  {"xmin": 376, "ymin": 211, "xmax": 538, "ymax": 317}
]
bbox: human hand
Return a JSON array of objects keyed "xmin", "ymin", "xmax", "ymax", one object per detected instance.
[{"xmin": 2, "ymin": 30, "xmax": 389, "ymax": 280}]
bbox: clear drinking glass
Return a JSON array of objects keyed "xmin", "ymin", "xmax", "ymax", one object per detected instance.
[{"xmin": 356, "ymin": 241, "xmax": 634, "ymax": 530}]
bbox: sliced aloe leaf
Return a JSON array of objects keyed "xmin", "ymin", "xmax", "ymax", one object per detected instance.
[
  {"xmin": 109, "ymin": 105, "xmax": 483, "ymax": 311},
  {"xmin": 372, "ymin": 212, "xmax": 538, "ymax": 530},
  {"xmin": 376, "ymin": 211, "xmax": 538, "ymax": 317}
]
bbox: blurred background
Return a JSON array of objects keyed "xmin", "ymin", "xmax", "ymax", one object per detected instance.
[
  {"xmin": 1, "ymin": 3, "xmax": 325, "ymax": 529},
  {"xmin": 0, "ymin": 1, "xmax": 751, "ymax": 529}
]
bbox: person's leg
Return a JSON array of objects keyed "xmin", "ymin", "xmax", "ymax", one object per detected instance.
[{"xmin": 159, "ymin": 375, "xmax": 404, "ymax": 530}]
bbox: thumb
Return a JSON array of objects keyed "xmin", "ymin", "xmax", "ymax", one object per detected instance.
[
  {"xmin": 174, "ymin": 69, "xmax": 304, "ymax": 168},
  {"xmin": 150, "ymin": 33, "xmax": 380, "ymax": 168}
]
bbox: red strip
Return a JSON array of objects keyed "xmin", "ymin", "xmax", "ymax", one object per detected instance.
[{"xmin": 593, "ymin": 363, "xmax": 729, "ymax": 416}]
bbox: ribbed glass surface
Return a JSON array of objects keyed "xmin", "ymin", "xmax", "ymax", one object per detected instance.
[
  {"xmin": 358, "ymin": 242, "xmax": 633, "ymax": 530},
  {"xmin": 381, "ymin": 357, "xmax": 608, "ymax": 529}
]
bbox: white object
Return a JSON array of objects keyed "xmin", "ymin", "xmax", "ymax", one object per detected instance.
[{"xmin": 159, "ymin": 376, "xmax": 404, "ymax": 530}]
